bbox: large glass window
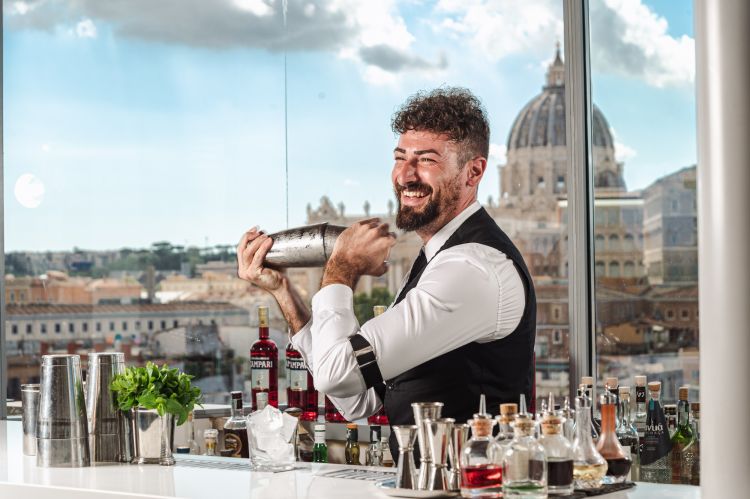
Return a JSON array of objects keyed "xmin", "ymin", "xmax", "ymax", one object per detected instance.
[{"xmin": 590, "ymin": 0, "xmax": 698, "ymax": 405}]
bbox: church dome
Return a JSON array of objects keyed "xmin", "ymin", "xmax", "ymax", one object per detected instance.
[{"xmin": 506, "ymin": 47, "xmax": 614, "ymax": 151}]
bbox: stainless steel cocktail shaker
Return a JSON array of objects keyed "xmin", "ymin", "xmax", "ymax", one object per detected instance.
[
  {"xmin": 264, "ymin": 223, "xmax": 346, "ymax": 268},
  {"xmin": 87, "ymin": 352, "xmax": 132, "ymax": 463}
]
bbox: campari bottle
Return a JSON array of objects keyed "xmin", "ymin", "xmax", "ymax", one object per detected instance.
[
  {"xmin": 250, "ymin": 306, "xmax": 278, "ymax": 408},
  {"xmin": 286, "ymin": 341, "xmax": 318, "ymax": 421},
  {"xmin": 367, "ymin": 305, "xmax": 390, "ymax": 425},
  {"xmin": 325, "ymin": 396, "xmax": 347, "ymax": 423}
]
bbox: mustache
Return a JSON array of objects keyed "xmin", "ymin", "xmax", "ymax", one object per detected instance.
[{"xmin": 395, "ymin": 182, "xmax": 433, "ymax": 195}]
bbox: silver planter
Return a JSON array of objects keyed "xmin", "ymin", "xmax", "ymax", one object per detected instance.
[{"xmin": 130, "ymin": 408, "xmax": 175, "ymax": 466}]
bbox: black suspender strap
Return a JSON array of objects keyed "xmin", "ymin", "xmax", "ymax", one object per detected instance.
[{"xmin": 348, "ymin": 334, "xmax": 386, "ymax": 402}]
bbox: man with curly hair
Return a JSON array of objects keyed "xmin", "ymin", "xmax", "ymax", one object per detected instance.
[{"xmin": 237, "ymin": 88, "xmax": 536, "ymax": 462}]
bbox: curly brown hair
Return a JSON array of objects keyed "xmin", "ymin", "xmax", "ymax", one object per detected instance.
[{"xmin": 391, "ymin": 87, "xmax": 490, "ymax": 167}]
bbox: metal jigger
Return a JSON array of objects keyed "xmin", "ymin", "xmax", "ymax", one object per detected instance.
[
  {"xmin": 411, "ymin": 402, "xmax": 443, "ymax": 489},
  {"xmin": 422, "ymin": 418, "xmax": 454, "ymax": 491},
  {"xmin": 392, "ymin": 425, "xmax": 419, "ymax": 490},
  {"xmin": 447, "ymin": 423, "xmax": 470, "ymax": 491}
]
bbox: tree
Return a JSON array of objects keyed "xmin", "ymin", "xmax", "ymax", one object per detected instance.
[{"xmin": 353, "ymin": 287, "xmax": 395, "ymax": 324}]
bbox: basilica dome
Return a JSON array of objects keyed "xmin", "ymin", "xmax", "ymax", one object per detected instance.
[{"xmin": 506, "ymin": 49, "xmax": 614, "ymax": 151}]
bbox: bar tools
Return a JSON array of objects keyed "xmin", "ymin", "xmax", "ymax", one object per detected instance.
[
  {"xmin": 263, "ymin": 223, "xmax": 346, "ymax": 267},
  {"xmin": 411, "ymin": 402, "xmax": 444, "ymax": 489},
  {"xmin": 36, "ymin": 354, "xmax": 91, "ymax": 467},
  {"xmin": 422, "ymin": 418, "xmax": 455, "ymax": 491},
  {"xmin": 392, "ymin": 425, "xmax": 419, "ymax": 490},
  {"xmin": 87, "ymin": 352, "xmax": 132, "ymax": 463},
  {"xmin": 21, "ymin": 383, "xmax": 40, "ymax": 456},
  {"xmin": 448, "ymin": 423, "xmax": 470, "ymax": 491}
]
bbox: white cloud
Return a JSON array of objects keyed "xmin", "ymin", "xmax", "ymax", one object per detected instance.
[
  {"xmin": 489, "ymin": 143, "xmax": 507, "ymax": 165},
  {"xmin": 610, "ymin": 128, "xmax": 637, "ymax": 162},
  {"xmin": 232, "ymin": 0, "xmax": 273, "ymax": 17},
  {"xmin": 75, "ymin": 18, "xmax": 97, "ymax": 38},
  {"xmin": 343, "ymin": 178, "xmax": 360, "ymax": 187}
]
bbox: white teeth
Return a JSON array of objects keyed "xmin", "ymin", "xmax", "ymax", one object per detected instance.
[{"xmin": 403, "ymin": 190, "xmax": 427, "ymax": 198}]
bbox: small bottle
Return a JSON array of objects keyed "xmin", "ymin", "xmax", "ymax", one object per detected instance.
[
  {"xmin": 345, "ymin": 423, "xmax": 361, "ymax": 465},
  {"xmin": 539, "ymin": 393, "xmax": 573, "ymax": 495},
  {"xmin": 689, "ymin": 402, "xmax": 700, "ymax": 485},
  {"xmin": 616, "ymin": 386, "xmax": 640, "ymax": 481},
  {"xmin": 571, "ymin": 394, "xmax": 607, "ymax": 489},
  {"xmin": 606, "ymin": 377, "xmax": 619, "ymax": 420},
  {"xmin": 224, "ymin": 391, "xmax": 249, "ymax": 458},
  {"xmin": 573, "ymin": 383, "xmax": 599, "ymax": 440},
  {"xmin": 460, "ymin": 413, "xmax": 503, "ymax": 498},
  {"xmin": 285, "ymin": 341, "xmax": 318, "ymax": 421},
  {"xmin": 186, "ymin": 411, "xmax": 200, "ymax": 454},
  {"xmin": 494, "ymin": 403, "xmax": 518, "ymax": 450},
  {"xmin": 325, "ymin": 396, "xmax": 347, "ymax": 423},
  {"xmin": 381, "ymin": 436, "xmax": 394, "ymax": 467},
  {"xmin": 559, "ymin": 396, "xmax": 575, "ymax": 442},
  {"xmin": 366, "ymin": 425, "xmax": 383, "ymax": 466},
  {"xmin": 250, "ymin": 306, "xmax": 279, "ymax": 408},
  {"xmin": 204, "ymin": 428, "xmax": 218, "ymax": 456},
  {"xmin": 670, "ymin": 386, "xmax": 696, "ymax": 484},
  {"xmin": 581, "ymin": 376, "xmax": 600, "ymax": 436},
  {"xmin": 502, "ymin": 407, "xmax": 547, "ymax": 498},
  {"xmin": 313, "ymin": 423, "xmax": 328, "ymax": 463},
  {"xmin": 640, "ymin": 381, "xmax": 672, "ymax": 483},
  {"xmin": 634, "ymin": 376, "xmax": 647, "ymax": 439},
  {"xmin": 596, "ymin": 389, "xmax": 631, "ymax": 484},
  {"xmin": 367, "ymin": 306, "xmax": 390, "ymax": 426}
]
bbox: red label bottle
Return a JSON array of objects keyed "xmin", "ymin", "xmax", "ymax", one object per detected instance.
[
  {"xmin": 286, "ymin": 342, "xmax": 318, "ymax": 421},
  {"xmin": 367, "ymin": 305, "xmax": 389, "ymax": 425},
  {"xmin": 250, "ymin": 306, "xmax": 278, "ymax": 408},
  {"xmin": 325, "ymin": 396, "xmax": 347, "ymax": 423}
]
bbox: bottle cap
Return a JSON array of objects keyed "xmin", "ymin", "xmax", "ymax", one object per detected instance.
[
  {"xmin": 258, "ymin": 306, "xmax": 269, "ymax": 327},
  {"xmin": 679, "ymin": 386, "xmax": 689, "ymax": 401},
  {"xmin": 346, "ymin": 423, "xmax": 358, "ymax": 430},
  {"xmin": 581, "ymin": 376, "xmax": 594, "ymax": 386},
  {"xmin": 469, "ymin": 414, "xmax": 495, "ymax": 437},
  {"xmin": 373, "ymin": 305, "xmax": 387, "ymax": 317},
  {"xmin": 204, "ymin": 429, "xmax": 218, "ymax": 438},
  {"xmin": 619, "ymin": 386, "xmax": 631, "ymax": 395},
  {"xmin": 500, "ymin": 403, "xmax": 518, "ymax": 416},
  {"xmin": 606, "ymin": 377, "xmax": 618, "ymax": 389},
  {"xmin": 635, "ymin": 375, "xmax": 647, "ymax": 386},
  {"xmin": 647, "ymin": 381, "xmax": 661, "ymax": 391}
]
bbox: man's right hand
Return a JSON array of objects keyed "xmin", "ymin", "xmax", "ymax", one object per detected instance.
[{"xmin": 236, "ymin": 227, "xmax": 285, "ymax": 293}]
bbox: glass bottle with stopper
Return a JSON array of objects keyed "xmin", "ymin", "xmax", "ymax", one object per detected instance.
[
  {"xmin": 495, "ymin": 403, "xmax": 518, "ymax": 450},
  {"xmin": 559, "ymin": 396, "xmax": 575, "ymax": 442},
  {"xmin": 616, "ymin": 386, "xmax": 640, "ymax": 481},
  {"xmin": 670, "ymin": 386, "xmax": 696, "ymax": 484},
  {"xmin": 596, "ymin": 388, "xmax": 632, "ymax": 483},
  {"xmin": 460, "ymin": 412, "xmax": 503, "ymax": 498},
  {"xmin": 539, "ymin": 393, "xmax": 574, "ymax": 495},
  {"xmin": 502, "ymin": 394, "xmax": 547, "ymax": 498},
  {"xmin": 571, "ymin": 394, "xmax": 607, "ymax": 489}
]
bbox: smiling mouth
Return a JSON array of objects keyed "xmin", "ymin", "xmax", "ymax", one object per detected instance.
[{"xmin": 401, "ymin": 189, "xmax": 430, "ymax": 199}]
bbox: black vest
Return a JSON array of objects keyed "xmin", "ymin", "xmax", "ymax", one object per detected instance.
[{"xmin": 385, "ymin": 207, "xmax": 536, "ymax": 459}]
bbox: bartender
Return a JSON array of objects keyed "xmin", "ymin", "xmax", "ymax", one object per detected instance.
[{"xmin": 237, "ymin": 87, "xmax": 536, "ymax": 459}]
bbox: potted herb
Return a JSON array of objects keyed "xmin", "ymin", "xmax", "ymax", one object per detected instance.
[{"xmin": 110, "ymin": 362, "xmax": 202, "ymax": 465}]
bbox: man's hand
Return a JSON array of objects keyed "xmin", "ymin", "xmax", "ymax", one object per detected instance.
[
  {"xmin": 236, "ymin": 227, "xmax": 285, "ymax": 293},
  {"xmin": 322, "ymin": 218, "xmax": 397, "ymax": 289}
]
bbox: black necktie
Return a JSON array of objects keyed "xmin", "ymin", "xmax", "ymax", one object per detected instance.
[{"xmin": 395, "ymin": 249, "xmax": 427, "ymax": 304}]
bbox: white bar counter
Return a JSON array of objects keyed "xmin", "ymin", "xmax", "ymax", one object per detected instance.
[{"xmin": 0, "ymin": 421, "xmax": 699, "ymax": 499}]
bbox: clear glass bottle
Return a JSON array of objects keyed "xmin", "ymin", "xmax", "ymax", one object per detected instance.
[
  {"xmin": 224, "ymin": 391, "xmax": 249, "ymax": 458},
  {"xmin": 640, "ymin": 381, "xmax": 672, "ymax": 483},
  {"xmin": 366, "ymin": 425, "xmax": 383, "ymax": 466},
  {"xmin": 689, "ymin": 402, "xmax": 700, "ymax": 485},
  {"xmin": 616, "ymin": 386, "xmax": 640, "ymax": 481},
  {"xmin": 596, "ymin": 390, "xmax": 631, "ymax": 484},
  {"xmin": 571, "ymin": 394, "xmax": 607, "ymax": 489},
  {"xmin": 502, "ymin": 410, "xmax": 546, "ymax": 498},
  {"xmin": 204, "ymin": 428, "xmax": 218, "ymax": 456},
  {"xmin": 313, "ymin": 423, "xmax": 328, "ymax": 463},
  {"xmin": 670, "ymin": 386, "xmax": 696, "ymax": 484},
  {"xmin": 345, "ymin": 423, "xmax": 361, "ymax": 465},
  {"xmin": 381, "ymin": 436, "xmax": 394, "ymax": 468},
  {"xmin": 494, "ymin": 402, "xmax": 517, "ymax": 450},
  {"xmin": 250, "ymin": 306, "xmax": 278, "ymax": 408},
  {"xmin": 581, "ymin": 376, "xmax": 601, "ymax": 436},
  {"xmin": 634, "ymin": 376, "xmax": 647, "ymax": 439},
  {"xmin": 559, "ymin": 396, "xmax": 575, "ymax": 443},
  {"xmin": 539, "ymin": 394, "xmax": 573, "ymax": 495},
  {"xmin": 573, "ymin": 383, "xmax": 599, "ymax": 440},
  {"xmin": 185, "ymin": 411, "xmax": 200, "ymax": 454},
  {"xmin": 460, "ymin": 413, "xmax": 503, "ymax": 498},
  {"xmin": 664, "ymin": 404, "xmax": 677, "ymax": 438}
]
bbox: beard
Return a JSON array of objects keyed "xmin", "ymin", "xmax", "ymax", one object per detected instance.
[{"xmin": 394, "ymin": 178, "xmax": 461, "ymax": 231}]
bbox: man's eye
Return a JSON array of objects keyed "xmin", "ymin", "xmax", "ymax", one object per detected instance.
[{"xmin": 420, "ymin": 157, "xmax": 436, "ymax": 163}]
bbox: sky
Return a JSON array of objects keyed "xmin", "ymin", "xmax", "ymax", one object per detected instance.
[{"xmin": 3, "ymin": 0, "xmax": 696, "ymax": 252}]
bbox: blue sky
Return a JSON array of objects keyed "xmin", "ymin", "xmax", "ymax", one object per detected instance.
[{"xmin": 3, "ymin": 0, "xmax": 696, "ymax": 252}]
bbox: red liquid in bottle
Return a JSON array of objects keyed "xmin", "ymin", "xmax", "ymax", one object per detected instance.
[
  {"xmin": 285, "ymin": 342, "xmax": 318, "ymax": 421},
  {"xmin": 325, "ymin": 396, "xmax": 347, "ymax": 423},
  {"xmin": 461, "ymin": 464, "xmax": 503, "ymax": 488},
  {"xmin": 250, "ymin": 307, "xmax": 278, "ymax": 408},
  {"xmin": 367, "ymin": 407, "xmax": 389, "ymax": 425}
]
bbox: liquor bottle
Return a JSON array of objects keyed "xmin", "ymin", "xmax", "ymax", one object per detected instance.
[
  {"xmin": 689, "ymin": 402, "xmax": 700, "ymax": 485},
  {"xmin": 367, "ymin": 306, "xmax": 390, "ymax": 425},
  {"xmin": 670, "ymin": 386, "xmax": 696, "ymax": 484},
  {"xmin": 634, "ymin": 375, "xmax": 647, "ymax": 439},
  {"xmin": 539, "ymin": 393, "xmax": 574, "ymax": 495},
  {"xmin": 640, "ymin": 381, "xmax": 672, "ymax": 483},
  {"xmin": 664, "ymin": 404, "xmax": 677, "ymax": 438},
  {"xmin": 606, "ymin": 377, "xmax": 619, "ymax": 420},
  {"xmin": 573, "ymin": 383, "xmax": 599, "ymax": 440},
  {"xmin": 571, "ymin": 394, "xmax": 607, "ymax": 489},
  {"xmin": 560, "ymin": 396, "xmax": 575, "ymax": 442},
  {"xmin": 345, "ymin": 423, "xmax": 361, "ymax": 465},
  {"xmin": 502, "ymin": 408, "xmax": 547, "ymax": 498},
  {"xmin": 313, "ymin": 423, "xmax": 328, "ymax": 463},
  {"xmin": 595, "ymin": 389, "xmax": 632, "ymax": 484},
  {"xmin": 366, "ymin": 425, "xmax": 383, "ymax": 466},
  {"xmin": 285, "ymin": 342, "xmax": 317, "ymax": 421},
  {"xmin": 460, "ymin": 413, "xmax": 503, "ymax": 498},
  {"xmin": 580, "ymin": 377, "xmax": 600, "ymax": 438},
  {"xmin": 186, "ymin": 411, "xmax": 200, "ymax": 454},
  {"xmin": 381, "ymin": 436, "xmax": 394, "ymax": 467},
  {"xmin": 204, "ymin": 428, "xmax": 218, "ymax": 456},
  {"xmin": 250, "ymin": 306, "xmax": 278, "ymax": 408},
  {"xmin": 325, "ymin": 396, "xmax": 347, "ymax": 423},
  {"xmin": 224, "ymin": 391, "xmax": 250, "ymax": 458},
  {"xmin": 616, "ymin": 386, "xmax": 640, "ymax": 481},
  {"xmin": 494, "ymin": 402, "xmax": 517, "ymax": 450}
]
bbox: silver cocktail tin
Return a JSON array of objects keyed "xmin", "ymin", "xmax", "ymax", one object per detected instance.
[
  {"xmin": 87, "ymin": 352, "xmax": 132, "ymax": 463},
  {"xmin": 264, "ymin": 223, "xmax": 345, "ymax": 268}
]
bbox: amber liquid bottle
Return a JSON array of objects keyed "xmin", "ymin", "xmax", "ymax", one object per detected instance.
[
  {"xmin": 367, "ymin": 305, "xmax": 390, "ymax": 426},
  {"xmin": 596, "ymin": 390, "xmax": 632, "ymax": 484},
  {"xmin": 224, "ymin": 391, "xmax": 249, "ymax": 458},
  {"xmin": 285, "ymin": 342, "xmax": 318, "ymax": 421},
  {"xmin": 250, "ymin": 306, "xmax": 278, "ymax": 408}
]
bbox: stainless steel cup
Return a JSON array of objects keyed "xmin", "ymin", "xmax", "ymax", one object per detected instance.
[
  {"xmin": 21, "ymin": 384, "xmax": 40, "ymax": 456},
  {"xmin": 87, "ymin": 352, "xmax": 131, "ymax": 463},
  {"xmin": 131, "ymin": 408, "xmax": 175, "ymax": 466},
  {"xmin": 423, "ymin": 418, "xmax": 454, "ymax": 491},
  {"xmin": 36, "ymin": 354, "xmax": 90, "ymax": 467},
  {"xmin": 392, "ymin": 425, "xmax": 419, "ymax": 490},
  {"xmin": 447, "ymin": 423, "xmax": 470, "ymax": 491},
  {"xmin": 264, "ymin": 223, "xmax": 346, "ymax": 268},
  {"xmin": 411, "ymin": 402, "xmax": 443, "ymax": 489}
]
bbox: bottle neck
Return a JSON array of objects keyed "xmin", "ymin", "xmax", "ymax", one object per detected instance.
[
  {"xmin": 575, "ymin": 407, "xmax": 594, "ymax": 443},
  {"xmin": 677, "ymin": 399, "xmax": 690, "ymax": 428},
  {"xmin": 620, "ymin": 398, "xmax": 632, "ymax": 426},
  {"xmin": 315, "ymin": 431, "xmax": 326, "ymax": 444},
  {"xmin": 230, "ymin": 398, "xmax": 243, "ymax": 418},
  {"xmin": 259, "ymin": 325, "xmax": 269, "ymax": 340},
  {"xmin": 600, "ymin": 403, "xmax": 617, "ymax": 434}
]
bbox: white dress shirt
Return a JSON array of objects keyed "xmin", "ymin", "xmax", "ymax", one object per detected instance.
[{"xmin": 290, "ymin": 201, "xmax": 526, "ymax": 420}]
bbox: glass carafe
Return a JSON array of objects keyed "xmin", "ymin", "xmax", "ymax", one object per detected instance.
[
  {"xmin": 596, "ymin": 390, "xmax": 632, "ymax": 484},
  {"xmin": 571, "ymin": 394, "xmax": 607, "ymax": 489},
  {"xmin": 460, "ymin": 414, "xmax": 503, "ymax": 498},
  {"xmin": 502, "ymin": 411, "xmax": 547, "ymax": 498},
  {"xmin": 539, "ymin": 393, "xmax": 573, "ymax": 495}
]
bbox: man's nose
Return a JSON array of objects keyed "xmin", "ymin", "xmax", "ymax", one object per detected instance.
[{"xmin": 396, "ymin": 157, "xmax": 418, "ymax": 185}]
